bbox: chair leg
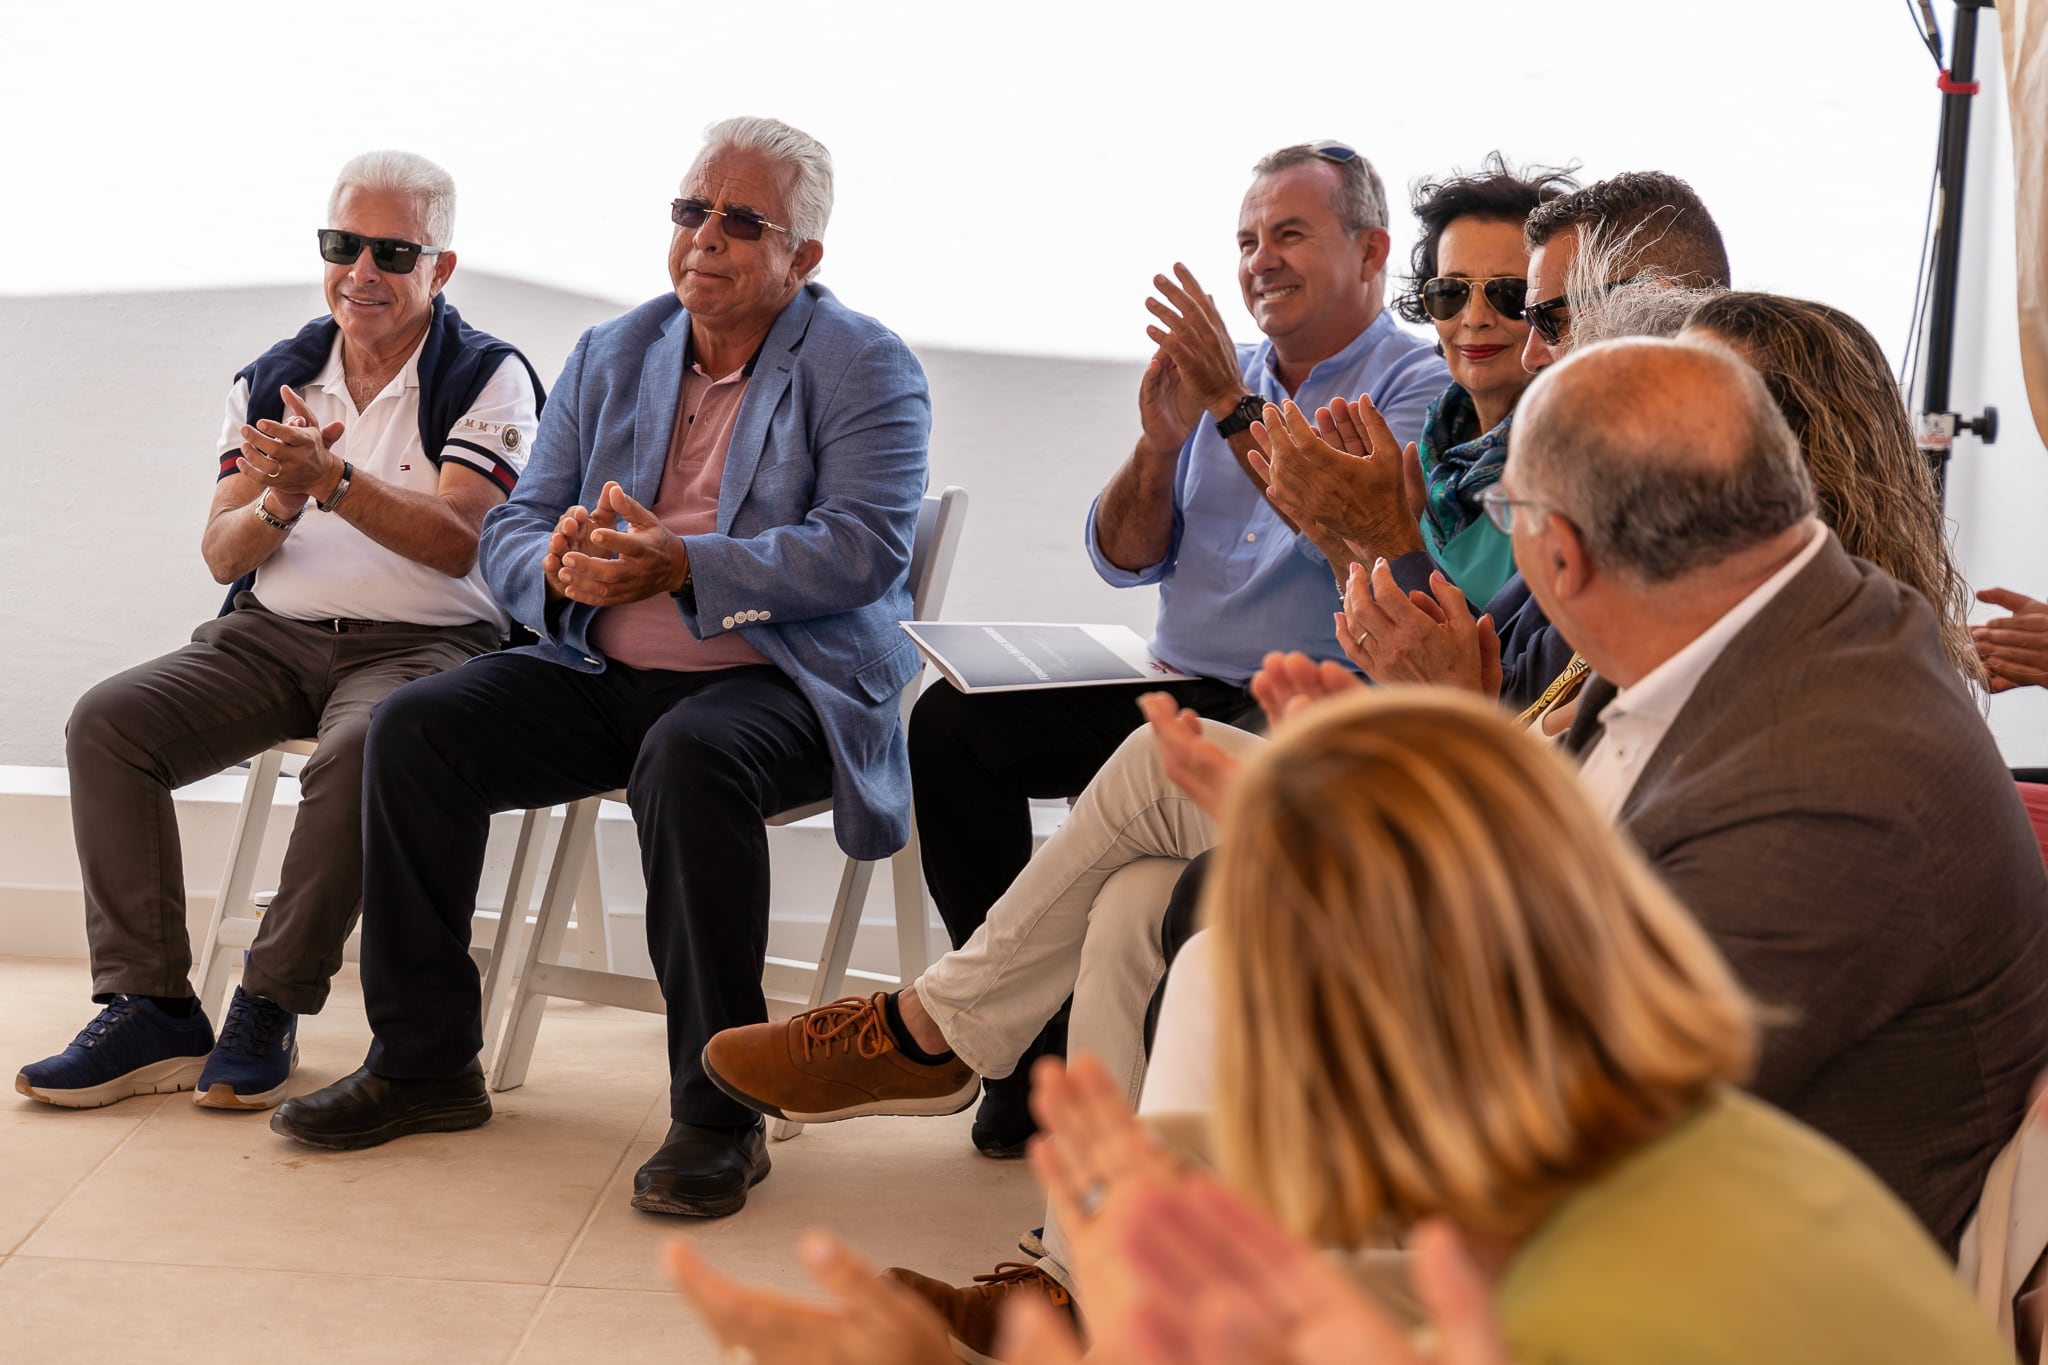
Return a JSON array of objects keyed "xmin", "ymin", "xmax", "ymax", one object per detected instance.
[
  {"xmin": 492, "ymin": 797, "xmax": 602, "ymax": 1092},
  {"xmin": 890, "ymin": 822, "xmax": 930, "ymax": 988},
  {"xmin": 770, "ymin": 855, "xmax": 877, "ymax": 1143},
  {"xmin": 196, "ymin": 749, "xmax": 287, "ymax": 1019},
  {"xmin": 478, "ymin": 805, "xmax": 552, "ymax": 1072}
]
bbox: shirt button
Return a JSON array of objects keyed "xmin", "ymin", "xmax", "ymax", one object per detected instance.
[
  {"xmin": 722, "ymin": 615, "xmax": 736, "ymax": 629},
  {"xmin": 1245, "ymin": 533, "xmax": 1257, "ymax": 543}
]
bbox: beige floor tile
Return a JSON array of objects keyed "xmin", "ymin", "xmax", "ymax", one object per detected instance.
[
  {"xmin": 0, "ymin": 1254, "xmax": 543, "ymax": 1364},
  {"xmin": 20, "ymin": 974, "xmax": 674, "ymax": 1285},
  {"xmin": 512, "ymin": 1286, "xmax": 724, "ymax": 1365},
  {"xmin": 559, "ymin": 1111, "xmax": 1043, "ymax": 1295}
]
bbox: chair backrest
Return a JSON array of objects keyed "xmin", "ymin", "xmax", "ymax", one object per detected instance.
[{"xmin": 909, "ymin": 486, "xmax": 968, "ymax": 622}]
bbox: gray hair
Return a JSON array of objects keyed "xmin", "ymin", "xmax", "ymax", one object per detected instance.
[
  {"xmin": 1514, "ymin": 338, "xmax": 1816, "ymax": 587},
  {"xmin": 1253, "ymin": 143, "xmax": 1388, "ymax": 235},
  {"xmin": 1562, "ymin": 220, "xmax": 1726, "ymax": 350},
  {"xmin": 329, "ymin": 150, "xmax": 456, "ymax": 249},
  {"xmin": 696, "ymin": 115, "xmax": 833, "ymax": 281}
]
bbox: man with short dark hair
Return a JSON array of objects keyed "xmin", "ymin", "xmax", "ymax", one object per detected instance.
[{"xmin": 16, "ymin": 150, "xmax": 541, "ymax": 1115}]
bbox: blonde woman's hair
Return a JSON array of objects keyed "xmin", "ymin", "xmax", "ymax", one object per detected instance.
[
  {"xmin": 1680, "ymin": 292, "xmax": 1981, "ymax": 683},
  {"xmin": 1209, "ymin": 689, "xmax": 1757, "ymax": 1248}
]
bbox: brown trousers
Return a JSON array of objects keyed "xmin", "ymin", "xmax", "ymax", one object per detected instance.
[{"xmin": 67, "ymin": 597, "xmax": 497, "ymax": 1014}]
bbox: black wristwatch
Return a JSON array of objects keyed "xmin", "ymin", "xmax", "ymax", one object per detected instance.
[{"xmin": 1215, "ymin": 393, "xmax": 1266, "ymax": 440}]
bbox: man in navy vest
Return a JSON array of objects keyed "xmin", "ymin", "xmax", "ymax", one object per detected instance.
[{"xmin": 16, "ymin": 151, "xmax": 542, "ymax": 1115}]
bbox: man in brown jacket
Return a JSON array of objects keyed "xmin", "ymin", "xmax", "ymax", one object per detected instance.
[{"xmin": 1507, "ymin": 336, "xmax": 2048, "ymax": 1251}]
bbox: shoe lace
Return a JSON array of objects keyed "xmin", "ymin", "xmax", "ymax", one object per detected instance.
[
  {"xmin": 971, "ymin": 1263, "xmax": 1072, "ymax": 1309},
  {"xmin": 216, "ymin": 992, "xmax": 282, "ymax": 1056},
  {"xmin": 70, "ymin": 996, "xmax": 143, "ymax": 1051},
  {"xmin": 798, "ymin": 995, "xmax": 895, "ymax": 1063}
]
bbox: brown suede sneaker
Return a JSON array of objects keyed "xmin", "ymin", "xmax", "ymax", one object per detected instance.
[
  {"xmin": 884, "ymin": 1261, "xmax": 1075, "ymax": 1364},
  {"xmin": 700, "ymin": 993, "xmax": 980, "ymax": 1123}
]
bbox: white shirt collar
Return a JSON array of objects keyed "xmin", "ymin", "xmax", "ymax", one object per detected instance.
[
  {"xmin": 1600, "ymin": 519, "xmax": 1828, "ymax": 731},
  {"xmin": 305, "ymin": 328, "xmax": 427, "ymax": 404}
]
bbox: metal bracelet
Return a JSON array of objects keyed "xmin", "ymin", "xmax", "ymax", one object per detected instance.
[{"xmin": 252, "ymin": 493, "xmax": 304, "ymax": 531}]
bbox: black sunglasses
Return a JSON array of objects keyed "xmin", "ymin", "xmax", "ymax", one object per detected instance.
[
  {"xmin": 671, "ymin": 197, "xmax": 791, "ymax": 242},
  {"xmin": 1525, "ymin": 276, "xmax": 1643, "ymax": 346},
  {"xmin": 1419, "ymin": 275, "xmax": 1528, "ymax": 323},
  {"xmin": 1308, "ymin": 138, "xmax": 1360, "ymax": 165},
  {"xmin": 316, "ymin": 229, "xmax": 443, "ymax": 275}
]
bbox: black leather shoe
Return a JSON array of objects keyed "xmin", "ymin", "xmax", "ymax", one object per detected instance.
[
  {"xmin": 269, "ymin": 1060, "xmax": 490, "ymax": 1150},
  {"xmin": 632, "ymin": 1118, "xmax": 769, "ymax": 1218}
]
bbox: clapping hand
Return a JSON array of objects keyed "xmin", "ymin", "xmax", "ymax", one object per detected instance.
[
  {"xmin": 1250, "ymin": 396, "xmax": 1425, "ymax": 563},
  {"xmin": 237, "ymin": 385, "xmax": 346, "ymax": 504},
  {"xmin": 1974, "ymin": 587, "xmax": 2048, "ymax": 692},
  {"xmin": 1138, "ymin": 692, "xmax": 1243, "ymax": 819},
  {"xmin": 1136, "ymin": 264, "xmax": 1244, "ymax": 458},
  {"xmin": 555, "ymin": 481, "xmax": 689, "ymax": 607},
  {"xmin": 1339, "ymin": 560, "xmax": 1501, "ymax": 697},
  {"xmin": 1248, "ymin": 650, "xmax": 1366, "ymax": 728},
  {"xmin": 665, "ymin": 1231, "xmax": 956, "ymax": 1365}
]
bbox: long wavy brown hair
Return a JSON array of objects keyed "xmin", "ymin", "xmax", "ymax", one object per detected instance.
[{"xmin": 1681, "ymin": 293, "xmax": 1979, "ymax": 681}]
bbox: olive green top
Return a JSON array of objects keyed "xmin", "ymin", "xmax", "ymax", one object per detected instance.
[{"xmin": 1499, "ymin": 1089, "xmax": 2003, "ymax": 1364}]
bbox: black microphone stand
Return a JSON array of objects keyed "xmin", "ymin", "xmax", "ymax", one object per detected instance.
[{"xmin": 1920, "ymin": 0, "xmax": 2000, "ymax": 502}]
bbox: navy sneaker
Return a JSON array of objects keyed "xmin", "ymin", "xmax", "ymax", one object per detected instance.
[
  {"xmin": 16, "ymin": 996, "xmax": 215, "ymax": 1108},
  {"xmin": 194, "ymin": 986, "xmax": 299, "ymax": 1110}
]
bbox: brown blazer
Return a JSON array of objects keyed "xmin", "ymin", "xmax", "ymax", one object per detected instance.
[{"xmin": 1567, "ymin": 532, "xmax": 2048, "ymax": 1251}]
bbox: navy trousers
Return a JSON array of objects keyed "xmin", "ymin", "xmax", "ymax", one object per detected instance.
[{"xmin": 356, "ymin": 652, "xmax": 832, "ymax": 1127}]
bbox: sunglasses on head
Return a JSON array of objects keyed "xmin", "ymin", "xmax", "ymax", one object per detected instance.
[
  {"xmin": 1308, "ymin": 139, "xmax": 1360, "ymax": 165},
  {"xmin": 671, "ymin": 197, "xmax": 791, "ymax": 242},
  {"xmin": 1419, "ymin": 275, "xmax": 1528, "ymax": 323},
  {"xmin": 316, "ymin": 229, "xmax": 443, "ymax": 275}
]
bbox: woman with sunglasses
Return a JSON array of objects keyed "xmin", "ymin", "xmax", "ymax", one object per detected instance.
[{"xmin": 1392, "ymin": 155, "xmax": 1577, "ymax": 604}]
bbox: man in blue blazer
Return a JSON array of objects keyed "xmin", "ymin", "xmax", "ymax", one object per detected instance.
[{"xmin": 274, "ymin": 117, "xmax": 931, "ymax": 1218}]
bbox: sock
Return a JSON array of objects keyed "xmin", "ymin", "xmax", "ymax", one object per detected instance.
[
  {"xmin": 882, "ymin": 991, "xmax": 955, "ymax": 1064},
  {"xmin": 148, "ymin": 995, "xmax": 199, "ymax": 1019}
]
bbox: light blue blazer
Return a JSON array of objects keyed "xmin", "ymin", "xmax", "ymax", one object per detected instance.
[{"xmin": 480, "ymin": 284, "xmax": 932, "ymax": 859}]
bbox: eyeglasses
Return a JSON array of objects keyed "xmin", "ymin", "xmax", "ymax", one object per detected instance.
[
  {"xmin": 1419, "ymin": 275, "xmax": 1528, "ymax": 323},
  {"xmin": 1477, "ymin": 484, "xmax": 1550, "ymax": 534},
  {"xmin": 316, "ymin": 229, "xmax": 443, "ymax": 275},
  {"xmin": 1524, "ymin": 276, "xmax": 1642, "ymax": 346},
  {"xmin": 671, "ymin": 197, "xmax": 791, "ymax": 242},
  {"xmin": 1308, "ymin": 139, "xmax": 1360, "ymax": 164}
]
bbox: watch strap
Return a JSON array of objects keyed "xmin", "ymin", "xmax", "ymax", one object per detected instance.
[
  {"xmin": 316, "ymin": 460, "xmax": 354, "ymax": 513},
  {"xmin": 1216, "ymin": 393, "xmax": 1266, "ymax": 439}
]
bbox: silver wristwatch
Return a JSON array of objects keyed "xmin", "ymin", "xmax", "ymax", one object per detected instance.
[{"xmin": 253, "ymin": 492, "xmax": 305, "ymax": 531}]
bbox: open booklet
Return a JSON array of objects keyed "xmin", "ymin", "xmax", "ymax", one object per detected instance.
[{"xmin": 899, "ymin": 622, "xmax": 1197, "ymax": 694}]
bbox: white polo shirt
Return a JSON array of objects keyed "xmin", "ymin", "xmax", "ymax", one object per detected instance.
[
  {"xmin": 217, "ymin": 331, "xmax": 537, "ymax": 629},
  {"xmin": 1576, "ymin": 520, "xmax": 1828, "ymax": 821}
]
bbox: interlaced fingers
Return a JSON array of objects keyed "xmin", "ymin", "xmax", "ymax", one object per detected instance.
[{"xmin": 799, "ymin": 995, "xmax": 895, "ymax": 1062}]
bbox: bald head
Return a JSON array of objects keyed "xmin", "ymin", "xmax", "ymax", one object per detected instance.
[{"xmin": 1511, "ymin": 338, "xmax": 1815, "ymax": 585}]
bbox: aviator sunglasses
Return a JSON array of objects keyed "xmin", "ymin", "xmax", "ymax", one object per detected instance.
[
  {"xmin": 1419, "ymin": 275, "xmax": 1528, "ymax": 323},
  {"xmin": 671, "ymin": 197, "xmax": 791, "ymax": 241},
  {"xmin": 316, "ymin": 229, "xmax": 444, "ymax": 274}
]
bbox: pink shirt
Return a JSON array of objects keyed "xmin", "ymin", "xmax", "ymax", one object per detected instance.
[{"xmin": 590, "ymin": 358, "xmax": 770, "ymax": 672}]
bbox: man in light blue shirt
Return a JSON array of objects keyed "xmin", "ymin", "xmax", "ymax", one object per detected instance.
[{"xmin": 904, "ymin": 140, "xmax": 1448, "ymax": 1158}]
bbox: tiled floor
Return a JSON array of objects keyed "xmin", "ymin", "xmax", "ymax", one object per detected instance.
[{"xmin": 0, "ymin": 956, "xmax": 1041, "ymax": 1363}]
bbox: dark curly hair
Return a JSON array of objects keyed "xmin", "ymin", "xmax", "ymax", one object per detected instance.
[
  {"xmin": 1524, "ymin": 170, "xmax": 1731, "ymax": 289},
  {"xmin": 1393, "ymin": 153, "xmax": 1579, "ymax": 325}
]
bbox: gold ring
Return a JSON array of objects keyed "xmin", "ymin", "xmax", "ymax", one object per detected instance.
[{"xmin": 1355, "ymin": 631, "xmax": 1371, "ymax": 647}]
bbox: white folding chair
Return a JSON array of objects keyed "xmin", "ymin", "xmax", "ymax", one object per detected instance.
[
  {"xmin": 486, "ymin": 486, "xmax": 969, "ymax": 1142},
  {"xmin": 195, "ymin": 737, "xmax": 553, "ymax": 1070}
]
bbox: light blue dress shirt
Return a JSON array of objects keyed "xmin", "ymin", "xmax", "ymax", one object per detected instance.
[{"xmin": 1086, "ymin": 311, "xmax": 1450, "ymax": 685}]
